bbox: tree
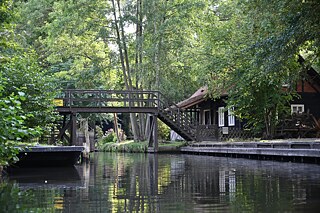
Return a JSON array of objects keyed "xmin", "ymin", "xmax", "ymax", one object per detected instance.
[
  {"xmin": 15, "ymin": 0, "xmax": 116, "ymax": 89},
  {"xmin": 0, "ymin": 0, "xmax": 42, "ymax": 166},
  {"xmin": 2, "ymin": 51, "xmax": 58, "ymax": 129},
  {"xmin": 201, "ymin": 0, "xmax": 319, "ymax": 138},
  {"xmin": 141, "ymin": 0, "xmax": 205, "ymax": 101},
  {"xmin": 15, "ymin": 0, "xmax": 124, "ymax": 136},
  {"xmin": 0, "ymin": 77, "xmax": 39, "ymax": 166}
]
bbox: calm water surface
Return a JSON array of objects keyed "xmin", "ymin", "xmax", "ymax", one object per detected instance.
[{"xmin": 1, "ymin": 153, "xmax": 320, "ymax": 212}]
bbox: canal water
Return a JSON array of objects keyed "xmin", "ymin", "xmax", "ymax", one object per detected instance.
[{"xmin": 1, "ymin": 153, "xmax": 320, "ymax": 212}]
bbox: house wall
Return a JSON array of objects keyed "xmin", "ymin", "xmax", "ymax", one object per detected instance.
[
  {"xmin": 294, "ymin": 78, "xmax": 320, "ymax": 119},
  {"xmin": 189, "ymin": 98, "xmax": 249, "ymax": 141},
  {"xmin": 292, "ymin": 92, "xmax": 320, "ymax": 119},
  {"xmin": 297, "ymin": 80, "xmax": 319, "ymax": 93},
  {"xmin": 195, "ymin": 98, "xmax": 243, "ymax": 128}
]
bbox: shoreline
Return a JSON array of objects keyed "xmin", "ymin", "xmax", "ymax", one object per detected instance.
[{"xmin": 180, "ymin": 139, "xmax": 320, "ymax": 164}]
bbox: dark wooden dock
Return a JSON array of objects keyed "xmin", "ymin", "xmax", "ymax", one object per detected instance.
[
  {"xmin": 14, "ymin": 146, "xmax": 85, "ymax": 167},
  {"xmin": 181, "ymin": 140, "xmax": 320, "ymax": 163}
]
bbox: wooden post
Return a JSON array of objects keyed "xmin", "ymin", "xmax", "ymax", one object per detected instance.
[
  {"xmin": 114, "ymin": 113, "xmax": 120, "ymax": 143},
  {"xmin": 147, "ymin": 115, "xmax": 154, "ymax": 148},
  {"xmin": 71, "ymin": 112, "xmax": 77, "ymax": 146},
  {"xmin": 147, "ymin": 114, "xmax": 158, "ymax": 153},
  {"xmin": 153, "ymin": 114, "xmax": 158, "ymax": 153}
]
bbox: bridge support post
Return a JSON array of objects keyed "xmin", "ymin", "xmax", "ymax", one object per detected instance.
[
  {"xmin": 70, "ymin": 112, "xmax": 77, "ymax": 146},
  {"xmin": 153, "ymin": 114, "xmax": 158, "ymax": 152},
  {"xmin": 147, "ymin": 114, "xmax": 158, "ymax": 153}
]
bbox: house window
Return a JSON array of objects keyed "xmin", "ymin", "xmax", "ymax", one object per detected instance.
[
  {"xmin": 228, "ymin": 107, "xmax": 235, "ymax": 126},
  {"xmin": 291, "ymin": 104, "xmax": 304, "ymax": 114},
  {"xmin": 218, "ymin": 107, "xmax": 225, "ymax": 127},
  {"xmin": 203, "ymin": 109, "xmax": 211, "ymax": 125}
]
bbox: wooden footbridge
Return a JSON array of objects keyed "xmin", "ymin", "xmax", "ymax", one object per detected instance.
[{"xmin": 54, "ymin": 89, "xmax": 197, "ymax": 152}]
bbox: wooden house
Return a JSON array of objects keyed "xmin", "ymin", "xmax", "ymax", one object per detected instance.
[
  {"xmin": 290, "ymin": 63, "xmax": 320, "ymax": 118},
  {"xmin": 176, "ymin": 86, "xmax": 249, "ymax": 141},
  {"xmin": 279, "ymin": 62, "xmax": 320, "ymax": 138},
  {"xmin": 177, "ymin": 63, "xmax": 320, "ymax": 141}
]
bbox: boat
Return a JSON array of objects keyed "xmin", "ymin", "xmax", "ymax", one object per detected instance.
[{"xmin": 13, "ymin": 146, "xmax": 85, "ymax": 167}]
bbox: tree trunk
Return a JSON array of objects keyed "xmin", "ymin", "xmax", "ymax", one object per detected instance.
[
  {"xmin": 135, "ymin": 0, "xmax": 147, "ymax": 140},
  {"xmin": 153, "ymin": 6, "xmax": 160, "ymax": 89},
  {"xmin": 264, "ymin": 106, "xmax": 277, "ymax": 139},
  {"xmin": 111, "ymin": 0, "xmax": 141, "ymax": 141},
  {"xmin": 113, "ymin": 113, "xmax": 120, "ymax": 143}
]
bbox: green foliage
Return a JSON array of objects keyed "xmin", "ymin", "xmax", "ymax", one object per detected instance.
[
  {"xmin": 98, "ymin": 128, "xmax": 128, "ymax": 149},
  {"xmin": 158, "ymin": 119, "xmax": 170, "ymax": 141},
  {"xmin": 0, "ymin": 0, "xmax": 12, "ymax": 23},
  {"xmin": 159, "ymin": 141, "xmax": 187, "ymax": 148},
  {"xmin": 0, "ymin": 77, "xmax": 40, "ymax": 166},
  {"xmin": 0, "ymin": 0, "xmax": 55, "ymax": 166},
  {"xmin": 1, "ymin": 0, "xmax": 57, "ymax": 132},
  {"xmin": 15, "ymin": 0, "xmax": 114, "ymax": 90},
  {"xmin": 140, "ymin": 0, "xmax": 205, "ymax": 101},
  {"xmin": 95, "ymin": 125, "xmax": 104, "ymax": 139},
  {"xmin": 15, "ymin": 0, "xmax": 121, "ymax": 130},
  {"xmin": 2, "ymin": 51, "xmax": 58, "ymax": 130},
  {"xmin": 99, "ymin": 141, "xmax": 148, "ymax": 153},
  {"xmin": 0, "ymin": 142, "xmax": 19, "ymax": 166},
  {"xmin": 101, "ymin": 131, "xmax": 118, "ymax": 144}
]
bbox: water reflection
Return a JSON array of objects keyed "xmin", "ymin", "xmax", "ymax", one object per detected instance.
[
  {"xmin": 7, "ymin": 167, "xmax": 83, "ymax": 188},
  {"xmin": 1, "ymin": 153, "xmax": 320, "ymax": 212}
]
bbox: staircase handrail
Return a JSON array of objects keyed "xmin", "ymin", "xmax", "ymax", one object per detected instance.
[{"xmin": 156, "ymin": 91, "xmax": 199, "ymax": 128}]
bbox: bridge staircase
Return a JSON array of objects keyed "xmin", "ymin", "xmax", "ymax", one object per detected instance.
[{"xmin": 156, "ymin": 94, "xmax": 197, "ymax": 141}]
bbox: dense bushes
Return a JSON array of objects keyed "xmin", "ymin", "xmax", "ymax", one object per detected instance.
[
  {"xmin": 98, "ymin": 141, "xmax": 148, "ymax": 153},
  {"xmin": 157, "ymin": 120, "xmax": 170, "ymax": 141}
]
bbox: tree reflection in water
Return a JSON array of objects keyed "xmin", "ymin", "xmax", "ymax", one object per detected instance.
[{"xmin": 1, "ymin": 153, "xmax": 320, "ymax": 212}]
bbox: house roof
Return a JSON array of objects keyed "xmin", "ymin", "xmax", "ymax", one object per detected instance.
[
  {"xmin": 176, "ymin": 86, "xmax": 208, "ymax": 109},
  {"xmin": 306, "ymin": 66, "xmax": 320, "ymax": 88},
  {"xmin": 176, "ymin": 85, "xmax": 230, "ymax": 109},
  {"xmin": 299, "ymin": 55, "xmax": 320, "ymax": 92}
]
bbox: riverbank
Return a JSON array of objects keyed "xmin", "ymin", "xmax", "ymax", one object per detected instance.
[
  {"xmin": 98, "ymin": 140, "xmax": 187, "ymax": 153},
  {"xmin": 97, "ymin": 139, "xmax": 320, "ymax": 164},
  {"xmin": 181, "ymin": 139, "xmax": 320, "ymax": 163}
]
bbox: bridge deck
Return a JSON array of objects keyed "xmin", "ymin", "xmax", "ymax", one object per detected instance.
[
  {"xmin": 56, "ymin": 106, "xmax": 159, "ymax": 113},
  {"xmin": 54, "ymin": 89, "xmax": 166, "ymax": 114}
]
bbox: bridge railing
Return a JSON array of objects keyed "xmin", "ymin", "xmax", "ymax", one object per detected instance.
[
  {"xmin": 156, "ymin": 92, "xmax": 199, "ymax": 128},
  {"xmin": 56, "ymin": 89, "xmax": 162, "ymax": 109}
]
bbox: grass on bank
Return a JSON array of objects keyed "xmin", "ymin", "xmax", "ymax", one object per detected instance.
[{"xmin": 97, "ymin": 140, "xmax": 188, "ymax": 153}]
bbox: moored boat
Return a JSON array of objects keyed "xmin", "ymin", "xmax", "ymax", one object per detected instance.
[{"xmin": 14, "ymin": 146, "xmax": 85, "ymax": 167}]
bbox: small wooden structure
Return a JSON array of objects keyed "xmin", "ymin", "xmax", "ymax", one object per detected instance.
[
  {"xmin": 53, "ymin": 90, "xmax": 198, "ymax": 152},
  {"xmin": 175, "ymin": 86, "xmax": 250, "ymax": 141}
]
